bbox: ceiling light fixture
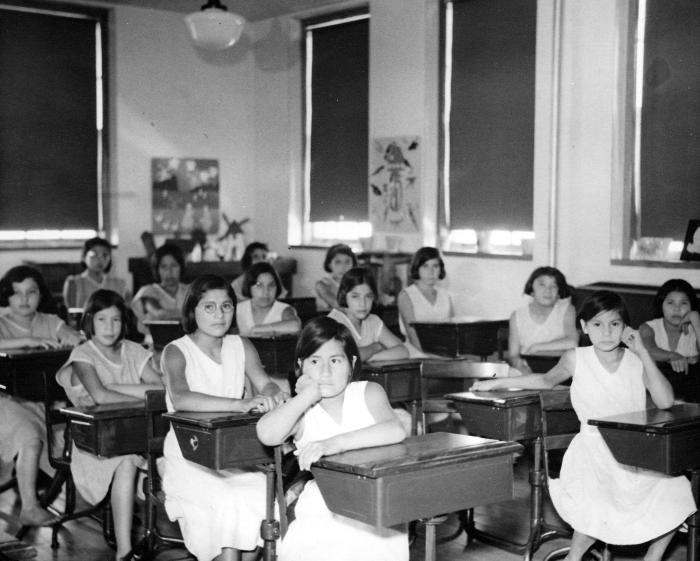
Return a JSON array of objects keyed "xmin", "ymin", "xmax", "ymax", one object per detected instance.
[{"xmin": 185, "ymin": 0, "xmax": 245, "ymax": 51}]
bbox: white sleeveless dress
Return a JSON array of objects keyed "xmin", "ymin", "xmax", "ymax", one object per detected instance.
[
  {"xmin": 644, "ymin": 317, "xmax": 698, "ymax": 357},
  {"xmin": 514, "ymin": 297, "xmax": 572, "ymax": 352},
  {"xmin": 278, "ymin": 381, "xmax": 408, "ymax": 561},
  {"xmin": 235, "ymin": 299, "xmax": 292, "ymax": 336},
  {"xmin": 549, "ymin": 346, "xmax": 696, "ymax": 544},
  {"xmin": 398, "ymin": 284, "xmax": 452, "ymax": 357},
  {"xmin": 162, "ymin": 335, "xmax": 267, "ymax": 560}
]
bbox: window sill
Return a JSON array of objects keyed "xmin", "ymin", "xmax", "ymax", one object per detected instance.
[
  {"xmin": 0, "ymin": 240, "xmax": 88, "ymax": 250},
  {"xmin": 611, "ymin": 259, "xmax": 700, "ymax": 269},
  {"xmin": 443, "ymin": 250, "xmax": 532, "ymax": 261}
]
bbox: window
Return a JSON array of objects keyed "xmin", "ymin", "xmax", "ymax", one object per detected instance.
[
  {"xmin": 613, "ymin": 0, "xmax": 700, "ymax": 263},
  {"xmin": 301, "ymin": 9, "xmax": 370, "ymax": 247},
  {"xmin": 0, "ymin": 2, "xmax": 107, "ymax": 247},
  {"xmin": 440, "ymin": 0, "xmax": 537, "ymax": 256}
]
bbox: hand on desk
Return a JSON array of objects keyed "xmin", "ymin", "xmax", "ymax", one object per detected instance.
[
  {"xmin": 295, "ymin": 438, "xmax": 339, "ymax": 471},
  {"xmin": 12, "ymin": 336, "xmax": 64, "ymax": 350},
  {"xmin": 246, "ymin": 392, "xmax": 287, "ymax": 413}
]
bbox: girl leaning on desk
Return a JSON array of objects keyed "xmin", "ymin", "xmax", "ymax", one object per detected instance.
[{"xmin": 0, "ymin": 266, "xmax": 83, "ymax": 527}]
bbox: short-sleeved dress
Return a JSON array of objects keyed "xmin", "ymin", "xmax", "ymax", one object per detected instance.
[
  {"xmin": 62, "ymin": 271, "xmax": 128, "ymax": 309},
  {"xmin": 131, "ymin": 283, "xmax": 188, "ymax": 332},
  {"xmin": 514, "ymin": 297, "xmax": 572, "ymax": 353},
  {"xmin": 0, "ymin": 312, "xmax": 68, "ymax": 476},
  {"xmin": 55, "ymin": 340, "xmax": 151, "ymax": 504},
  {"xmin": 398, "ymin": 284, "xmax": 452, "ymax": 357},
  {"xmin": 327, "ymin": 308, "xmax": 385, "ymax": 347},
  {"xmin": 162, "ymin": 335, "xmax": 267, "ymax": 561},
  {"xmin": 278, "ymin": 381, "xmax": 408, "ymax": 561},
  {"xmin": 549, "ymin": 346, "xmax": 696, "ymax": 545},
  {"xmin": 235, "ymin": 299, "xmax": 292, "ymax": 336}
]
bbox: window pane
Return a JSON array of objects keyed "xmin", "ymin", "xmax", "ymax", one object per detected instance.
[
  {"xmin": 307, "ymin": 15, "xmax": 369, "ymax": 223},
  {"xmin": 639, "ymin": 0, "xmax": 700, "ymax": 240},
  {"xmin": 0, "ymin": 7, "xmax": 101, "ymax": 231},
  {"xmin": 446, "ymin": 0, "xmax": 536, "ymax": 232}
]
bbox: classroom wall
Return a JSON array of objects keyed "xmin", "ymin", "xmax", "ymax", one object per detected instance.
[{"xmin": 2, "ymin": 0, "xmax": 698, "ymax": 319}]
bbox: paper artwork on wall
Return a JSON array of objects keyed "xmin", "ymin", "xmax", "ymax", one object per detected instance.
[
  {"xmin": 680, "ymin": 219, "xmax": 700, "ymax": 261},
  {"xmin": 151, "ymin": 158, "xmax": 220, "ymax": 236},
  {"xmin": 369, "ymin": 136, "xmax": 420, "ymax": 235}
]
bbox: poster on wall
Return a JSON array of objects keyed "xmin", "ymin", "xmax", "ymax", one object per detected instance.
[
  {"xmin": 151, "ymin": 157, "xmax": 220, "ymax": 236},
  {"xmin": 369, "ymin": 136, "xmax": 421, "ymax": 238},
  {"xmin": 680, "ymin": 219, "xmax": 700, "ymax": 261}
]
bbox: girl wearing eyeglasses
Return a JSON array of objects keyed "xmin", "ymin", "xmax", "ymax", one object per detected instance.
[
  {"xmin": 235, "ymin": 262, "xmax": 301, "ymax": 337},
  {"xmin": 161, "ymin": 274, "xmax": 287, "ymax": 561}
]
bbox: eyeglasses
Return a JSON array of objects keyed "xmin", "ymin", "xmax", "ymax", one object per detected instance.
[{"xmin": 198, "ymin": 301, "xmax": 235, "ymax": 315}]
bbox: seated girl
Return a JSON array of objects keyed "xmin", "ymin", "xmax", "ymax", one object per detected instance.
[
  {"xmin": 315, "ymin": 244, "xmax": 357, "ymax": 311},
  {"xmin": 640, "ymin": 279, "xmax": 700, "ymax": 401},
  {"xmin": 56, "ymin": 289, "xmax": 162, "ymax": 561},
  {"xmin": 131, "ymin": 244, "xmax": 189, "ymax": 333},
  {"xmin": 235, "ymin": 262, "xmax": 301, "ymax": 337},
  {"xmin": 397, "ymin": 247, "xmax": 453, "ymax": 357},
  {"xmin": 328, "ymin": 267, "xmax": 408, "ymax": 362},
  {"xmin": 257, "ymin": 316, "xmax": 408, "ymax": 561},
  {"xmin": 62, "ymin": 236, "xmax": 129, "ymax": 309},
  {"xmin": 508, "ymin": 266, "xmax": 578, "ymax": 373},
  {"xmin": 161, "ymin": 275, "xmax": 286, "ymax": 561}
]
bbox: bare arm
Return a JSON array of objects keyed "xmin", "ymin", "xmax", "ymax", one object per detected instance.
[
  {"xmin": 366, "ymin": 323, "xmax": 408, "ymax": 362},
  {"xmin": 0, "ymin": 337, "xmax": 63, "ymax": 350},
  {"xmin": 249, "ymin": 307, "xmax": 301, "ymax": 337},
  {"xmin": 507, "ymin": 312, "xmax": 531, "ymax": 372},
  {"xmin": 640, "ymin": 322, "xmax": 690, "ymax": 373},
  {"xmin": 62, "ymin": 277, "xmax": 77, "ymax": 309},
  {"xmin": 241, "ymin": 337, "xmax": 287, "ymax": 400},
  {"xmin": 315, "ymin": 279, "xmax": 338, "ymax": 309},
  {"xmin": 103, "ymin": 360, "xmax": 164, "ymax": 396},
  {"xmin": 524, "ymin": 304, "xmax": 579, "ymax": 353},
  {"xmin": 72, "ymin": 361, "xmax": 142, "ymax": 404},
  {"xmin": 57, "ymin": 323, "xmax": 85, "ymax": 346},
  {"xmin": 624, "ymin": 327, "xmax": 674, "ymax": 409},
  {"xmin": 397, "ymin": 289, "xmax": 422, "ymax": 349},
  {"xmin": 472, "ymin": 349, "xmax": 576, "ymax": 391}
]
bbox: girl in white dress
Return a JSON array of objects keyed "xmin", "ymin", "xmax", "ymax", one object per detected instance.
[
  {"xmin": 473, "ymin": 290, "xmax": 696, "ymax": 561},
  {"xmin": 640, "ymin": 279, "xmax": 700, "ymax": 401},
  {"xmin": 257, "ymin": 316, "xmax": 408, "ymax": 561},
  {"xmin": 397, "ymin": 247, "xmax": 453, "ymax": 356},
  {"xmin": 161, "ymin": 275, "xmax": 286, "ymax": 561},
  {"xmin": 62, "ymin": 237, "xmax": 129, "ymax": 309},
  {"xmin": 235, "ymin": 262, "xmax": 300, "ymax": 337},
  {"xmin": 131, "ymin": 244, "xmax": 189, "ymax": 334},
  {"xmin": 56, "ymin": 289, "xmax": 163, "ymax": 561},
  {"xmin": 327, "ymin": 267, "xmax": 408, "ymax": 362},
  {"xmin": 0, "ymin": 266, "xmax": 83, "ymax": 527},
  {"xmin": 314, "ymin": 244, "xmax": 357, "ymax": 311},
  {"xmin": 508, "ymin": 266, "xmax": 578, "ymax": 373}
]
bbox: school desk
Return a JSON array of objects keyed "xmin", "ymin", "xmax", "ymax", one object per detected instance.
[
  {"xmin": 59, "ymin": 401, "xmax": 155, "ymax": 457},
  {"xmin": 357, "ymin": 358, "xmax": 423, "ymax": 434},
  {"xmin": 312, "ymin": 432, "xmax": 522, "ymax": 561},
  {"xmin": 163, "ymin": 410, "xmax": 272, "ymax": 470},
  {"xmin": 590, "ymin": 403, "xmax": 700, "ymax": 561},
  {"xmin": 519, "ymin": 350, "xmax": 564, "ymax": 374},
  {"xmin": 446, "ymin": 388, "xmax": 578, "ymax": 555},
  {"xmin": 0, "ymin": 347, "xmax": 71, "ymax": 403},
  {"xmin": 0, "ymin": 528, "xmax": 36, "ymax": 561},
  {"xmin": 411, "ymin": 318, "xmax": 508, "ymax": 360}
]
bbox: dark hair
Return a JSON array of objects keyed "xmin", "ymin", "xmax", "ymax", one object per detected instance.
[
  {"xmin": 81, "ymin": 289, "xmax": 131, "ymax": 342},
  {"xmin": 181, "ymin": 274, "xmax": 237, "ymax": 334},
  {"xmin": 152, "ymin": 244, "xmax": 186, "ymax": 283},
  {"xmin": 241, "ymin": 261, "xmax": 282, "ymax": 299},
  {"xmin": 0, "ymin": 265, "xmax": 57, "ymax": 313},
  {"xmin": 337, "ymin": 267, "xmax": 378, "ymax": 308},
  {"xmin": 523, "ymin": 266, "xmax": 571, "ymax": 299},
  {"xmin": 409, "ymin": 247, "xmax": 446, "ymax": 280},
  {"xmin": 241, "ymin": 242, "xmax": 269, "ymax": 271},
  {"xmin": 652, "ymin": 279, "xmax": 699, "ymax": 318},
  {"xmin": 323, "ymin": 243, "xmax": 357, "ymax": 273},
  {"xmin": 81, "ymin": 237, "xmax": 113, "ymax": 272},
  {"xmin": 577, "ymin": 290, "xmax": 631, "ymax": 326},
  {"xmin": 294, "ymin": 316, "xmax": 361, "ymax": 380}
]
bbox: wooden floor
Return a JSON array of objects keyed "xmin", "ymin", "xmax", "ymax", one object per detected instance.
[{"xmin": 0, "ymin": 453, "xmax": 692, "ymax": 561}]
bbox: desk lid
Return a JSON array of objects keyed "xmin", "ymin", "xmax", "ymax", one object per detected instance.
[
  {"xmin": 446, "ymin": 389, "xmax": 542, "ymax": 407},
  {"xmin": 163, "ymin": 410, "xmax": 262, "ymax": 428},
  {"xmin": 411, "ymin": 318, "xmax": 508, "ymax": 327},
  {"xmin": 361, "ymin": 358, "xmax": 423, "ymax": 372},
  {"xmin": 60, "ymin": 401, "xmax": 145, "ymax": 420},
  {"xmin": 247, "ymin": 334, "xmax": 298, "ymax": 342},
  {"xmin": 312, "ymin": 432, "xmax": 522, "ymax": 477},
  {"xmin": 588, "ymin": 403, "xmax": 700, "ymax": 433},
  {"xmin": 0, "ymin": 347, "xmax": 73, "ymax": 360}
]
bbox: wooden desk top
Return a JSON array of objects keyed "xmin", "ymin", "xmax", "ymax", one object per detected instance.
[
  {"xmin": 361, "ymin": 358, "xmax": 423, "ymax": 372},
  {"xmin": 313, "ymin": 432, "xmax": 522, "ymax": 478},
  {"xmin": 60, "ymin": 401, "xmax": 146, "ymax": 420},
  {"xmin": 446, "ymin": 389, "xmax": 543, "ymax": 407},
  {"xmin": 163, "ymin": 410, "xmax": 262, "ymax": 429},
  {"xmin": 0, "ymin": 346, "xmax": 72, "ymax": 360},
  {"xmin": 589, "ymin": 403, "xmax": 700, "ymax": 434}
]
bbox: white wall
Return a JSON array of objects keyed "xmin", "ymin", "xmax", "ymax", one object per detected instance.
[{"xmin": 3, "ymin": 0, "xmax": 698, "ymax": 319}]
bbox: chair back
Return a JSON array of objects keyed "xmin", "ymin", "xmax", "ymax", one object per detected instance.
[{"xmin": 538, "ymin": 391, "xmax": 580, "ymax": 481}]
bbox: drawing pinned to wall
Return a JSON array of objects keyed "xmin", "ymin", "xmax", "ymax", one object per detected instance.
[
  {"xmin": 151, "ymin": 157, "xmax": 220, "ymax": 236},
  {"xmin": 369, "ymin": 136, "xmax": 420, "ymax": 235}
]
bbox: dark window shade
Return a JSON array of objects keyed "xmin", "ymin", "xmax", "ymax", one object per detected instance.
[
  {"xmin": 307, "ymin": 17, "xmax": 369, "ymax": 223},
  {"xmin": 0, "ymin": 8, "xmax": 99, "ymax": 230},
  {"xmin": 639, "ymin": 0, "xmax": 700, "ymax": 239},
  {"xmin": 447, "ymin": 0, "xmax": 536, "ymax": 231}
]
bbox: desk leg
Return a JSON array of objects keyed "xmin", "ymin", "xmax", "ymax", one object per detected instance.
[
  {"xmin": 410, "ymin": 400, "xmax": 418, "ymax": 436},
  {"xmin": 423, "ymin": 515, "xmax": 448, "ymax": 561},
  {"xmin": 260, "ymin": 465, "xmax": 280, "ymax": 561},
  {"xmin": 688, "ymin": 469, "xmax": 700, "ymax": 561}
]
